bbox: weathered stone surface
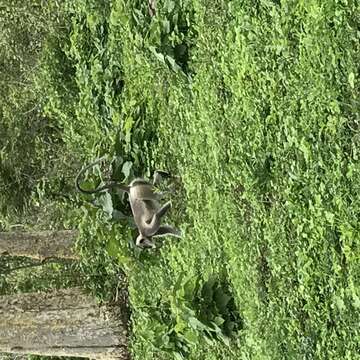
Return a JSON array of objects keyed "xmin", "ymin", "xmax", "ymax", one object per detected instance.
[
  {"xmin": 0, "ymin": 288, "xmax": 130, "ymax": 359},
  {"xmin": 0, "ymin": 230, "xmax": 78, "ymax": 260}
]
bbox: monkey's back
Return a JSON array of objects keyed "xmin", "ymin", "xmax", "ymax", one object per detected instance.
[
  {"xmin": 129, "ymin": 181, "xmax": 160, "ymax": 237},
  {"xmin": 129, "ymin": 180, "xmax": 155, "ymax": 199}
]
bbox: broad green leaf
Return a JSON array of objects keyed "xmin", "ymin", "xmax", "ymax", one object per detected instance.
[
  {"xmin": 214, "ymin": 316, "xmax": 225, "ymax": 326},
  {"xmin": 121, "ymin": 161, "xmax": 133, "ymax": 178},
  {"xmin": 96, "ymin": 192, "xmax": 113, "ymax": 218},
  {"xmin": 166, "ymin": 55, "xmax": 181, "ymax": 72},
  {"xmin": 162, "ymin": 19, "xmax": 170, "ymax": 34},
  {"xmin": 112, "ymin": 209, "xmax": 128, "ymax": 221},
  {"xmin": 183, "ymin": 329, "xmax": 198, "ymax": 345},
  {"xmin": 188, "ymin": 316, "xmax": 206, "ymax": 330}
]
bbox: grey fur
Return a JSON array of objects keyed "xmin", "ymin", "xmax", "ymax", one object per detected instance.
[{"xmin": 76, "ymin": 159, "xmax": 181, "ymax": 248}]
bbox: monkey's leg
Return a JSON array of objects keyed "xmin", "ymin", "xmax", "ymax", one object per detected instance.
[
  {"xmin": 152, "ymin": 225, "xmax": 182, "ymax": 238},
  {"xmin": 155, "ymin": 201, "xmax": 171, "ymax": 217},
  {"xmin": 144, "ymin": 201, "xmax": 171, "ymax": 236}
]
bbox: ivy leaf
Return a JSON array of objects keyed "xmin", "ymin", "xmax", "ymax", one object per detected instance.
[
  {"xmin": 183, "ymin": 329, "xmax": 198, "ymax": 345},
  {"xmin": 162, "ymin": 19, "xmax": 170, "ymax": 34},
  {"xmin": 203, "ymin": 335, "xmax": 214, "ymax": 345},
  {"xmin": 96, "ymin": 192, "xmax": 113, "ymax": 218},
  {"xmin": 188, "ymin": 316, "xmax": 206, "ymax": 330},
  {"xmin": 122, "ymin": 161, "xmax": 133, "ymax": 178},
  {"xmin": 214, "ymin": 316, "xmax": 225, "ymax": 326},
  {"xmin": 348, "ymin": 72, "xmax": 355, "ymax": 89},
  {"xmin": 335, "ymin": 296, "xmax": 346, "ymax": 312},
  {"xmin": 149, "ymin": 46, "xmax": 166, "ymax": 64}
]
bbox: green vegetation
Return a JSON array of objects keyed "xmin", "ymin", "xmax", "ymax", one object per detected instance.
[{"xmin": 1, "ymin": 0, "xmax": 360, "ymax": 359}]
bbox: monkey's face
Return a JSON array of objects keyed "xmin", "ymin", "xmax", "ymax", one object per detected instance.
[{"xmin": 135, "ymin": 234, "xmax": 156, "ymax": 249}]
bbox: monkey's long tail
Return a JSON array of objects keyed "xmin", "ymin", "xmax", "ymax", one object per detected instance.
[{"xmin": 75, "ymin": 156, "xmax": 130, "ymax": 194}]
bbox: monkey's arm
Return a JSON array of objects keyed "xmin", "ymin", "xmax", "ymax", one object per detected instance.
[{"xmin": 152, "ymin": 225, "xmax": 182, "ymax": 238}]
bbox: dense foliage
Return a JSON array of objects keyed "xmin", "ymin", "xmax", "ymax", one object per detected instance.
[{"xmin": 1, "ymin": 0, "xmax": 359, "ymax": 359}]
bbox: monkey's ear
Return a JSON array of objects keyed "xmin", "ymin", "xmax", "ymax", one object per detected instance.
[{"xmin": 153, "ymin": 225, "xmax": 182, "ymax": 238}]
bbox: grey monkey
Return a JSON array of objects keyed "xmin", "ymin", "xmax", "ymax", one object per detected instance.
[{"xmin": 76, "ymin": 157, "xmax": 181, "ymax": 248}]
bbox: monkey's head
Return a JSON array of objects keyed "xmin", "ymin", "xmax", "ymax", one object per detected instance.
[{"xmin": 135, "ymin": 234, "xmax": 156, "ymax": 249}]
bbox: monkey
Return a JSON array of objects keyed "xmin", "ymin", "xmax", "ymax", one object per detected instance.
[
  {"xmin": 129, "ymin": 180, "xmax": 182, "ymax": 248},
  {"xmin": 75, "ymin": 157, "xmax": 182, "ymax": 248}
]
